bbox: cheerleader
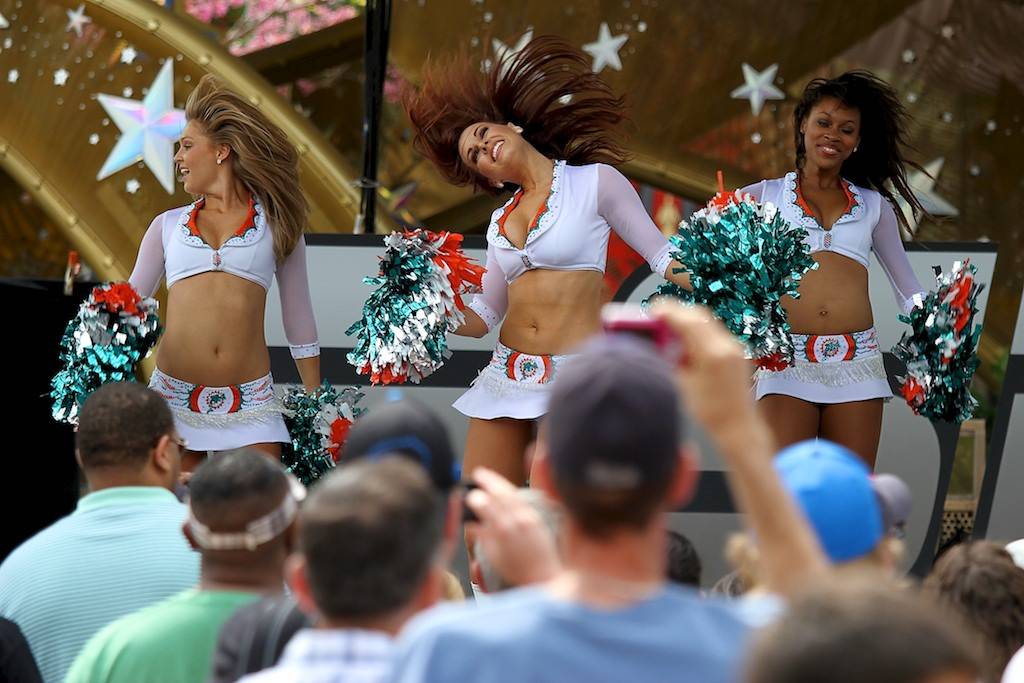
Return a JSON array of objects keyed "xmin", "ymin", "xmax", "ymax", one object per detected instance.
[
  {"xmin": 402, "ymin": 36, "xmax": 690, "ymax": 484},
  {"xmin": 741, "ymin": 71, "xmax": 927, "ymax": 467},
  {"xmin": 129, "ymin": 75, "xmax": 320, "ymax": 467}
]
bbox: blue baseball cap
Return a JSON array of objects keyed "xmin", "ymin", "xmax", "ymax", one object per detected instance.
[{"xmin": 774, "ymin": 439, "xmax": 884, "ymax": 563}]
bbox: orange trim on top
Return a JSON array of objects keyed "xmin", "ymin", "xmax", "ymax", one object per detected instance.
[
  {"xmin": 496, "ymin": 187, "xmax": 552, "ymax": 244},
  {"xmin": 794, "ymin": 176, "xmax": 856, "ymax": 226},
  {"xmin": 496, "ymin": 191, "xmax": 524, "ymax": 240},
  {"xmin": 187, "ymin": 195, "xmax": 258, "ymax": 245}
]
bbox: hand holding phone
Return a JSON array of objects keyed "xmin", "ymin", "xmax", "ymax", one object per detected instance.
[{"xmin": 601, "ymin": 303, "xmax": 684, "ymax": 364}]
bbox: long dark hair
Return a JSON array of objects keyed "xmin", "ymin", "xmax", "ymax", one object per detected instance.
[
  {"xmin": 402, "ymin": 35, "xmax": 629, "ymax": 194},
  {"xmin": 794, "ymin": 71, "xmax": 927, "ymax": 233}
]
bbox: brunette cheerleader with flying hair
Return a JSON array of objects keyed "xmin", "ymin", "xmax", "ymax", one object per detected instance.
[{"xmin": 403, "ymin": 36, "xmax": 690, "ymax": 485}]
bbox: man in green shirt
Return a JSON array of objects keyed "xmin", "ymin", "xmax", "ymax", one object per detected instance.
[{"xmin": 66, "ymin": 449, "xmax": 300, "ymax": 683}]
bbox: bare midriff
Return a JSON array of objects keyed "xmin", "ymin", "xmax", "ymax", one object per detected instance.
[
  {"xmin": 156, "ymin": 272, "xmax": 271, "ymax": 385},
  {"xmin": 500, "ymin": 269, "xmax": 605, "ymax": 355},
  {"xmin": 785, "ymin": 251, "xmax": 873, "ymax": 335}
]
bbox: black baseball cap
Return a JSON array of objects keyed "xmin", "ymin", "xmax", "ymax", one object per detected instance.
[
  {"xmin": 340, "ymin": 398, "xmax": 458, "ymax": 491},
  {"xmin": 546, "ymin": 334, "xmax": 682, "ymax": 490}
]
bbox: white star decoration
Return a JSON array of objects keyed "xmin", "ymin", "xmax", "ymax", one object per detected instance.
[
  {"xmin": 65, "ymin": 4, "xmax": 92, "ymax": 38},
  {"xmin": 895, "ymin": 157, "xmax": 959, "ymax": 237},
  {"xmin": 125, "ymin": 178, "xmax": 141, "ymax": 194},
  {"xmin": 6, "ymin": 69, "xmax": 17, "ymax": 84},
  {"xmin": 0, "ymin": 13, "xmax": 9, "ymax": 30},
  {"xmin": 120, "ymin": 46, "xmax": 137, "ymax": 64},
  {"xmin": 53, "ymin": 68, "xmax": 69, "ymax": 86},
  {"xmin": 96, "ymin": 60, "xmax": 185, "ymax": 194},
  {"xmin": 88, "ymin": 133, "xmax": 99, "ymax": 145},
  {"xmin": 583, "ymin": 22, "xmax": 628, "ymax": 73},
  {"xmin": 730, "ymin": 63, "xmax": 785, "ymax": 116},
  {"xmin": 492, "ymin": 29, "xmax": 532, "ymax": 71}
]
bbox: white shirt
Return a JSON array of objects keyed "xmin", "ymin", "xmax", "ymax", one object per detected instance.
[{"xmin": 238, "ymin": 628, "xmax": 394, "ymax": 683}]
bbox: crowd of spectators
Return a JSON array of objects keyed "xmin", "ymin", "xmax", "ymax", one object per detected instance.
[{"xmin": 1, "ymin": 304, "xmax": 1021, "ymax": 683}]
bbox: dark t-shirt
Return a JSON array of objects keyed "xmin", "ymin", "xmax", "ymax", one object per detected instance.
[
  {"xmin": 0, "ymin": 618, "xmax": 43, "ymax": 683},
  {"xmin": 209, "ymin": 596, "xmax": 310, "ymax": 683}
]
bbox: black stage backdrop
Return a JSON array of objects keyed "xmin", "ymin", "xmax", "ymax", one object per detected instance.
[{"xmin": 0, "ymin": 279, "xmax": 92, "ymax": 560}]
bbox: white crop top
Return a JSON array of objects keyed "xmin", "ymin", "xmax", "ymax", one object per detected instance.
[
  {"xmin": 127, "ymin": 195, "xmax": 319, "ymax": 359},
  {"xmin": 468, "ymin": 161, "xmax": 674, "ymax": 331},
  {"xmin": 741, "ymin": 172, "xmax": 925, "ymax": 313}
]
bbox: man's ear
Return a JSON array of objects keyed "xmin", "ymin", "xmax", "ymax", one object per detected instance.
[
  {"xmin": 286, "ymin": 555, "xmax": 319, "ymax": 615},
  {"xmin": 152, "ymin": 435, "xmax": 174, "ymax": 475},
  {"xmin": 75, "ymin": 448, "xmax": 84, "ymax": 470},
  {"xmin": 469, "ymin": 558, "xmax": 488, "ymax": 594},
  {"xmin": 530, "ymin": 442, "xmax": 561, "ymax": 503},
  {"xmin": 182, "ymin": 520, "xmax": 200, "ymax": 552},
  {"xmin": 668, "ymin": 447, "xmax": 699, "ymax": 509},
  {"xmin": 283, "ymin": 519, "xmax": 299, "ymax": 555}
]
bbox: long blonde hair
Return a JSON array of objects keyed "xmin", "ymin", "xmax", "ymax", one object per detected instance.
[{"xmin": 185, "ymin": 75, "xmax": 307, "ymax": 261}]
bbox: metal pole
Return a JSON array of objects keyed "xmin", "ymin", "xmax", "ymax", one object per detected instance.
[{"xmin": 355, "ymin": 0, "xmax": 392, "ymax": 234}]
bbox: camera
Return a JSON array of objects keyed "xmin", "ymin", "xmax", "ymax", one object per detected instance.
[{"xmin": 600, "ymin": 303, "xmax": 683, "ymax": 363}]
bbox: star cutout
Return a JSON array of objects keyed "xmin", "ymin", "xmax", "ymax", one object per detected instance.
[
  {"xmin": 53, "ymin": 68, "xmax": 69, "ymax": 86},
  {"xmin": 65, "ymin": 4, "xmax": 92, "ymax": 38},
  {"xmin": 730, "ymin": 63, "xmax": 785, "ymax": 116},
  {"xmin": 125, "ymin": 178, "xmax": 141, "ymax": 194},
  {"xmin": 7, "ymin": 69, "xmax": 17, "ymax": 84},
  {"xmin": 96, "ymin": 60, "xmax": 185, "ymax": 194},
  {"xmin": 583, "ymin": 22, "xmax": 628, "ymax": 73},
  {"xmin": 491, "ymin": 28, "xmax": 533, "ymax": 74},
  {"xmin": 120, "ymin": 45, "xmax": 137, "ymax": 64},
  {"xmin": 0, "ymin": 13, "xmax": 9, "ymax": 30},
  {"xmin": 895, "ymin": 157, "xmax": 959, "ymax": 236}
]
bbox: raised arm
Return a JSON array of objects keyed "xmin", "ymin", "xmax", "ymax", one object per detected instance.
[
  {"xmin": 277, "ymin": 235, "xmax": 320, "ymax": 391},
  {"xmin": 127, "ymin": 215, "xmax": 166, "ymax": 298},
  {"xmin": 652, "ymin": 303, "xmax": 829, "ymax": 597},
  {"xmin": 596, "ymin": 164, "xmax": 690, "ymax": 289},
  {"xmin": 873, "ymin": 201, "xmax": 926, "ymax": 313},
  {"xmin": 457, "ymin": 243, "xmax": 508, "ymax": 338}
]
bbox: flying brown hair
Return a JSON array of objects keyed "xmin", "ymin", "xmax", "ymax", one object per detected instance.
[
  {"xmin": 402, "ymin": 35, "xmax": 630, "ymax": 194},
  {"xmin": 185, "ymin": 75, "xmax": 308, "ymax": 261}
]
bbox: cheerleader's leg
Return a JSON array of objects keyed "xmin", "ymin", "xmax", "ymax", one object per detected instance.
[
  {"xmin": 757, "ymin": 394, "xmax": 820, "ymax": 453},
  {"xmin": 462, "ymin": 417, "xmax": 535, "ymax": 486},
  {"xmin": 248, "ymin": 442, "xmax": 282, "ymax": 459},
  {"xmin": 820, "ymin": 399, "xmax": 884, "ymax": 469}
]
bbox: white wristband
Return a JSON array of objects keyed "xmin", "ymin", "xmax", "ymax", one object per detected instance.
[{"xmin": 289, "ymin": 342, "xmax": 320, "ymax": 359}]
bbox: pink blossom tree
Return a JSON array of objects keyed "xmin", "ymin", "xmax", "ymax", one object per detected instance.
[{"xmin": 184, "ymin": 0, "xmax": 360, "ymax": 55}]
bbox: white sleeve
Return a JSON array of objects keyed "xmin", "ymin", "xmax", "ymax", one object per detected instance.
[
  {"xmin": 873, "ymin": 200, "xmax": 926, "ymax": 313},
  {"xmin": 467, "ymin": 243, "xmax": 509, "ymax": 332},
  {"xmin": 276, "ymin": 235, "xmax": 320, "ymax": 358},
  {"xmin": 595, "ymin": 164, "xmax": 673, "ymax": 276},
  {"xmin": 127, "ymin": 214, "xmax": 166, "ymax": 297}
]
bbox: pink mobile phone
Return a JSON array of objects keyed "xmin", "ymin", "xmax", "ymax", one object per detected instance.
[{"xmin": 601, "ymin": 303, "xmax": 683, "ymax": 364}]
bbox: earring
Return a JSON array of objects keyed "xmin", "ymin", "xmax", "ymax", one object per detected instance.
[
  {"xmin": 216, "ymin": 158, "xmax": 223, "ymax": 165},
  {"xmin": 510, "ymin": 124, "xmax": 523, "ymax": 134},
  {"xmin": 854, "ymin": 146, "xmax": 859, "ymax": 153}
]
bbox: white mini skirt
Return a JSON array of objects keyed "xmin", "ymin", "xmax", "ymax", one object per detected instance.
[
  {"xmin": 754, "ymin": 328, "xmax": 893, "ymax": 404},
  {"xmin": 453, "ymin": 341, "xmax": 572, "ymax": 420},
  {"xmin": 149, "ymin": 367, "xmax": 291, "ymax": 451}
]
